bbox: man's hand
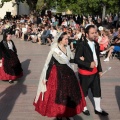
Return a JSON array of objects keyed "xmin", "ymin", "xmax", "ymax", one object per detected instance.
[
  {"xmin": 0, "ymin": 60, "xmax": 2, "ymax": 63},
  {"xmin": 90, "ymin": 61, "xmax": 96, "ymax": 68},
  {"xmin": 99, "ymin": 72, "xmax": 103, "ymax": 77}
]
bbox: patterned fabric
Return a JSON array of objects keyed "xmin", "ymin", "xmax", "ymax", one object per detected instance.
[
  {"xmin": 55, "ymin": 64, "xmax": 81, "ymax": 108},
  {"xmin": 3, "ymin": 50, "xmax": 23, "ymax": 76},
  {"xmin": 33, "ymin": 65, "xmax": 86, "ymax": 117},
  {"xmin": 0, "ymin": 49, "xmax": 23, "ymax": 80}
]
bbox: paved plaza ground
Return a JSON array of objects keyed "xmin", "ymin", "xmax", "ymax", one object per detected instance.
[{"xmin": 0, "ymin": 35, "xmax": 120, "ymax": 120}]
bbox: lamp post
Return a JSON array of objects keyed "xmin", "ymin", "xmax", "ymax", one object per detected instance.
[
  {"xmin": 16, "ymin": 0, "xmax": 20, "ymax": 16},
  {"xmin": 102, "ymin": 4, "xmax": 106, "ymax": 22},
  {"xmin": 99, "ymin": 0, "xmax": 106, "ymax": 22},
  {"xmin": 12, "ymin": 0, "xmax": 20, "ymax": 15}
]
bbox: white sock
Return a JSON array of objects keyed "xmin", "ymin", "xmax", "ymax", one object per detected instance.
[
  {"xmin": 83, "ymin": 106, "xmax": 88, "ymax": 111},
  {"xmin": 94, "ymin": 97, "xmax": 102, "ymax": 112},
  {"xmin": 104, "ymin": 57, "xmax": 109, "ymax": 61},
  {"xmin": 83, "ymin": 97, "xmax": 88, "ymax": 111}
]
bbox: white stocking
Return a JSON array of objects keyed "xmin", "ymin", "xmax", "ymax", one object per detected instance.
[
  {"xmin": 94, "ymin": 97, "xmax": 102, "ymax": 112},
  {"xmin": 83, "ymin": 97, "xmax": 88, "ymax": 111}
]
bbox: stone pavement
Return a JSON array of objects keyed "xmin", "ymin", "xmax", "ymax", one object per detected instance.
[{"xmin": 0, "ymin": 35, "xmax": 120, "ymax": 120}]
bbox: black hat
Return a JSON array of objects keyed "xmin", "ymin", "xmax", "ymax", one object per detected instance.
[{"xmin": 3, "ymin": 27, "xmax": 12, "ymax": 41}]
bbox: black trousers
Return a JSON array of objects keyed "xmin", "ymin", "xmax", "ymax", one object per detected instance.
[{"xmin": 78, "ymin": 73, "xmax": 101, "ymax": 97}]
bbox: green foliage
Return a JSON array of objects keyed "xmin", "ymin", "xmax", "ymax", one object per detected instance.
[
  {"xmin": 25, "ymin": 0, "xmax": 38, "ymax": 10},
  {"xmin": 36, "ymin": 0, "xmax": 45, "ymax": 10},
  {"xmin": 43, "ymin": 0, "xmax": 120, "ymax": 14},
  {"xmin": 1, "ymin": 0, "xmax": 119, "ymax": 14}
]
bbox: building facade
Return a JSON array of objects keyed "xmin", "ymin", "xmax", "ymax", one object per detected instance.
[{"xmin": 0, "ymin": 0, "xmax": 30, "ymax": 19}]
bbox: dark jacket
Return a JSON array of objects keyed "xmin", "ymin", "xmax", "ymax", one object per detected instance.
[
  {"xmin": 0, "ymin": 40, "xmax": 17, "ymax": 59},
  {"xmin": 74, "ymin": 38, "xmax": 102, "ymax": 72}
]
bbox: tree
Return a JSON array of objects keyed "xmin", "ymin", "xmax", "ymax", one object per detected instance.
[
  {"xmin": 1, "ymin": 0, "xmax": 119, "ymax": 15},
  {"xmin": 36, "ymin": 0, "xmax": 46, "ymax": 10},
  {"xmin": 25, "ymin": 0, "xmax": 38, "ymax": 10},
  {"xmin": 36, "ymin": 0, "xmax": 56, "ymax": 11},
  {"xmin": 47, "ymin": 0, "xmax": 120, "ymax": 15}
]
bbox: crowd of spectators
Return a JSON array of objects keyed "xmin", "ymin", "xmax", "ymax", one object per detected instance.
[{"xmin": 0, "ymin": 13, "xmax": 120, "ymax": 60}]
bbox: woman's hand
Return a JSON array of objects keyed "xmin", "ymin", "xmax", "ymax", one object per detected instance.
[
  {"xmin": 0, "ymin": 60, "xmax": 2, "ymax": 67},
  {"xmin": 80, "ymin": 56, "xmax": 84, "ymax": 61},
  {"xmin": 99, "ymin": 72, "xmax": 103, "ymax": 77},
  {"xmin": 42, "ymin": 80, "xmax": 47, "ymax": 85}
]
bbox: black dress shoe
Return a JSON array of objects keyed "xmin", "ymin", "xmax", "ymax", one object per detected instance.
[
  {"xmin": 95, "ymin": 110, "xmax": 109, "ymax": 116},
  {"xmin": 82, "ymin": 110, "xmax": 90, "ymax": 116}
]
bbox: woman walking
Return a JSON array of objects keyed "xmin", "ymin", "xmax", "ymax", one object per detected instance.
[
  {"xmin": 33, "ymin": 32, "xmax": 86, "ymax": 120},
  {"xmin": 0, "ymin": 29, "xmax": 23, "ymax": 83}
]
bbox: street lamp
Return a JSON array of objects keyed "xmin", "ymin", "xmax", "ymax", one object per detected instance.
[
  {"xmin": 12, "ymin": 0, "xmax": 20, "ymax": 15},
  {"xmin": 99, "ymin": 0, "xmax": 106, "ymax": 22}
]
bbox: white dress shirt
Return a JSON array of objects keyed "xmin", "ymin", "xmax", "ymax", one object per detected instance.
[
  {"xmin": 88, "ymin": 40, "xmax": 98, "ymax": 67},
  {"xmin": 50, "ymin": 30, "xmax": 57, "ymax": 37},
  {"xmin": 7, "ymin": 41, "xmax": 14, "ymax": 51}
]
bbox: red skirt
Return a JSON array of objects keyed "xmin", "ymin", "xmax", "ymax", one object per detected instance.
[
  {"xmin": 33, "ymin": 65, "xmax": 86, "ymax": 117},
  {"xmin": 0, "ymin": 58, "xmax": 23, "ymax": 80}
]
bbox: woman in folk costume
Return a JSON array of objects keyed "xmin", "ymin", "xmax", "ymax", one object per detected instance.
[
  {"xmin": 0, "ymin": 29, "xmax": 23, "ymax": 83},
  {"xmin": 33, "ymin": 32, "xmax": 86, "ymax": 120}
]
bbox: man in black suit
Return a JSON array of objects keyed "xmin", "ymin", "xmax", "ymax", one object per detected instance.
[{"xmin": 75, "ymin": 25, "xmax": 108, "ymax": 116}]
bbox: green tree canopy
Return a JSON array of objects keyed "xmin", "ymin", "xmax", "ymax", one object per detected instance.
[
  {"xmin": 1, "ymin": 0, "xmax": 120, "ymax": 14},
  {"xmin": 55, "ymin": 0, "xmax": 120, "ymax": 14},
  {"xmin": 36, "ymin": 0, "xmax": 119, "ymax": 15}
]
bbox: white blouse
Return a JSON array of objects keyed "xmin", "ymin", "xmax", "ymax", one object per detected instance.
[{"xmin": 7, "ymin": 41, "xmax": 14, "ymax": 51}]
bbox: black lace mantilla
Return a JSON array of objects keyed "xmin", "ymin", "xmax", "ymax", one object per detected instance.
[{"xmin": 46, "ymin": 56, "xmax": 82, "ymax": 108}]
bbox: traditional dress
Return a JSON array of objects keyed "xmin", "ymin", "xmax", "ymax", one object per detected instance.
[
  {"xmin": 0, "ymin": 40, "xmax": 23, "ymax": 81},
  {"xmin": 33, "ymin": 44, "xmax": 86, "ymax": 117}
]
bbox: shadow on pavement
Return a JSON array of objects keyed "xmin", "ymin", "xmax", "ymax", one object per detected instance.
[
  {"xmin": 74, "ymin": 115, "xmax": 83, "ymax": 120},
  {"xmin": 98, "ymin": 115, "xmax": 109, "ymax": 120},
  {"xmin": 88, "ymin": 89, "xmax": 95, "ymax": 108},
  {"xmin": 115, "ymin": 86, "xmax": 120, "ymax": 111},
  {"xmin": 0, "ymin": 59, "xmax": 31, "ymax": 120}
]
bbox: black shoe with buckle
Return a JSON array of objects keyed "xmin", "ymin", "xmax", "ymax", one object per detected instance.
[
  {"xmin": 95, "ymin": 110, "xmax": 109, "ymax": 116},
  {"xmin": 82, "ymin": 110, "xmax": 90, "ymax": 116}
]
